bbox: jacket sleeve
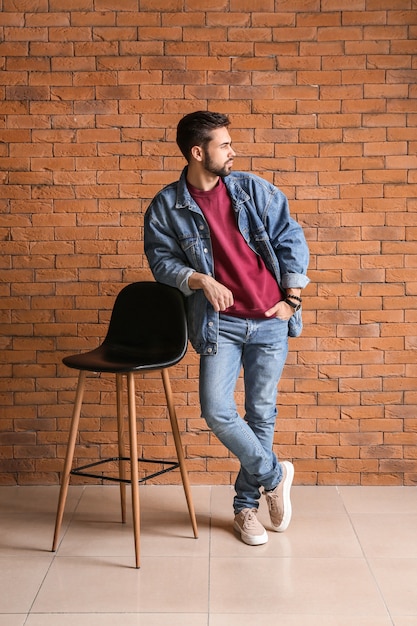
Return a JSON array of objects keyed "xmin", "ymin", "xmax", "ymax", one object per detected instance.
[
  {"xmin": 144, "ymin": 196, "xmax": 196, "ymax": 297},
  {"xmin": 262, "ymin": 183, "xmax": 310, "ymax": 290}
]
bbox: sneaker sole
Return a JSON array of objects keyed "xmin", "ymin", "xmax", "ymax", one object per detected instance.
[
  {"xmin": 233, "ymin": 520, "xmax": 268, "ymax": 546},
  {"xmin": 271, "ymin": 460, "xmax": 294, "ymax": 532}
]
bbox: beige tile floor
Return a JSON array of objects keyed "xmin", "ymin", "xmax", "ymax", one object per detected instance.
[{"xmin": 0, "ymin": 483, "xmax": 416, "ymax": 625}]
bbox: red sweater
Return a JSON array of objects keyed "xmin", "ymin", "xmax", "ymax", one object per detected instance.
[{"xmin": 188, "ymin": 178, "xmax": 282, "ymax": 318}]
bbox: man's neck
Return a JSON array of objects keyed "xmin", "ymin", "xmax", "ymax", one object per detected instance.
[{"xmin": 186, "ymin": 165, "xmax": 219, "ymax": 191}]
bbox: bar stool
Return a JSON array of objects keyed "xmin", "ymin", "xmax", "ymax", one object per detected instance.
[{"xmin": 52, "ymin": 281, "xmax": 198, "ymax": 568}]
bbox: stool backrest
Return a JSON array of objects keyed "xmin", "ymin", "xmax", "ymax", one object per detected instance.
[{"xmin": 104, "ymin": 281, "xmax": 188, "ymax": 367}]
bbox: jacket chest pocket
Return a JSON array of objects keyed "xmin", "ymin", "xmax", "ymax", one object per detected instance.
[{"xmin": 178, "ymin": 233, "xmax": 209, "ymax": 272}]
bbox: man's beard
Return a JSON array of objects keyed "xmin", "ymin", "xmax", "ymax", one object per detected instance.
[{"xmin": 202, "ymin": 147, "xmax": 233, "ymax": 177}]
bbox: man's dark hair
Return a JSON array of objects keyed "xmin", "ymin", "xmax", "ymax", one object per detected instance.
[{"xmin": 176, "ymin": 110, "xmax": 230, "ymax": 162}]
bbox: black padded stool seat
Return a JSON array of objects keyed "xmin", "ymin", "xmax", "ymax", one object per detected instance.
[{"xmin": 51, "ymin": 281, "xmax": 198, "ymax": 568}]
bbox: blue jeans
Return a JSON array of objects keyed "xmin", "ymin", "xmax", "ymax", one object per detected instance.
[{"xmin": 199, "ymin": 313, "xmax": 289, "ymax": 513}]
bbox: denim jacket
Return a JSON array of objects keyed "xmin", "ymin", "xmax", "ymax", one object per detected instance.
[{"xmin": 144, "ymin": 167, "xmax": 309, "ymax": 355}]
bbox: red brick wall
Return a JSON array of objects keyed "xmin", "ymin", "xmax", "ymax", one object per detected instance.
[{"xmin": 1, "ymin": 0, "xmax": 416, "ymax": 486}]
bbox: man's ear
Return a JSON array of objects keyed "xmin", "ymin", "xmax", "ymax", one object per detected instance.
[{"xmin": 190, "ymin": 145, "xmax": 203, "ymax": 162}]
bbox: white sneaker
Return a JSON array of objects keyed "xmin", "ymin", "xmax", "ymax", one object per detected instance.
[
  {"xmin": 233, "ymin": 508, "xmax": 268, "ymax": 545},
  {"xmin": 264, "ymin": 461, "xmax": 294, "ymax": 532}
]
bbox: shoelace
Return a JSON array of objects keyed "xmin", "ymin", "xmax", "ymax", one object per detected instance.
[
  {"xmin": 243, "ymin": 509, "xmax": 259, "ymax": 529},
  {"xmin": 265, "ymin": 491, "xmax": 281, "ymax": 513}
]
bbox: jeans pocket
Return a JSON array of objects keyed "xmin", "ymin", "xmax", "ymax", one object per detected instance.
[{"xmin": 288, "ymin": 309, "xmax": 303, "ymax": 337}]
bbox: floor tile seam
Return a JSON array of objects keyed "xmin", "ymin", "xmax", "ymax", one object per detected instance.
[
  {"xmin": 0, "ymin": 556, "xmax": 56, "ymax": 561},
  {"xmin": 207, "ymin": 485, "xmax": 214, "ymax": 620},
  {"xmin": 52, "ymin": 485, "xmax": 87, "ymax": 554},
  {"xmin": 367, "ymin": 556, "xmax": 417, "ymax": 562},
  {"xmin": 50, "ymin": 554, "xmax": 210, "ymax": 562},
  {"xmin": 347, "ymin": 512, "xmax": 417, "ymax": 520},
  {"xmin": 23, "ymin": 549, "xmax": 57, "ymax": 620},
  {"xmin": 28, "ymin": 486, "xmax": 87, "ymax": 614},
  {"xmin": 208, "ymin": 555, "xmax": 374, "ymax": 561},
  {"xmin": 336, "ymin": 486, "xmax": 395, "ymax": 624},
  {"xmin": 25, "ymin": 611, "xmax": 208, "ymax": 615}
]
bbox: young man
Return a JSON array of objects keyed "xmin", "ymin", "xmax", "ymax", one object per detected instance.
[{"xmin": 144, "ymin": 111, "xmax": 309, "ymax": 545}]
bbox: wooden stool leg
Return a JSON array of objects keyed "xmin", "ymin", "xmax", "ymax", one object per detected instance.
[
  {"xmin": 116, "ymin": 373, "xmax": 127, "ymax": 524},
  {"xmin": 127, "ymin": 372, "xmax": 141, "ymax": 568},
  {"xmin": 161, "ymin": 368, "xmax": 198, "ymax": 539},
  {"xmin": 52, "ymin": 370, "xmax": 87, "ymax": 552}
]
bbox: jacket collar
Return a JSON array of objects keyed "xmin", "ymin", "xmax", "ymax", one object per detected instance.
[{"xmin": 175, "ymin": 166, "xmax": 250, "ymax": 209}]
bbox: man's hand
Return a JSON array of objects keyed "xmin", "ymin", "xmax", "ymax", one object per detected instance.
[
  {"xmin": 265, "ymin": 289, "xmax": 302, "ymax": 320},
  {"xmin": 265, "ymin": 300, "xmax": 295, "ymax": 320},
  {"xmin": 188, "ymin": 272, "xmax": 234, "ymax": 312}
]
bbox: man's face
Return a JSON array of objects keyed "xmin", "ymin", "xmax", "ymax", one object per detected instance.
[{"xmin": 201, "ymin": 127, "xmax": 236, "ymax": 177}]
